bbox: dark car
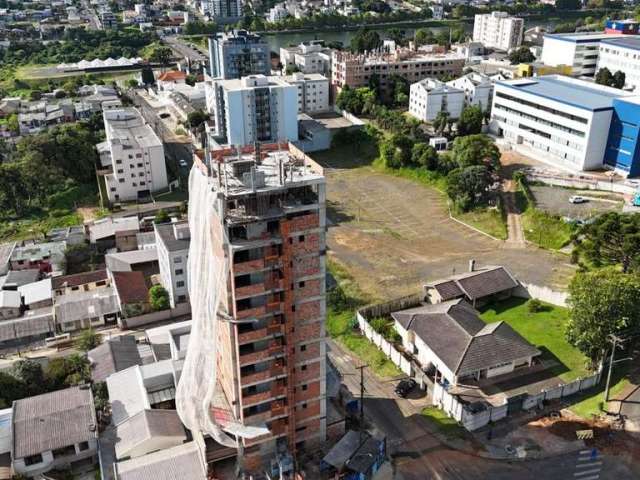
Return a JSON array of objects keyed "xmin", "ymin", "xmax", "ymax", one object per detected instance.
[{"xmin": 394, "ymin": 378, "xmax": 417, "ymax": 398}]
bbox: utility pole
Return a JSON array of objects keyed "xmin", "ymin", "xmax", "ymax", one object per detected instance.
[
  {"xmin": 356, "ymin": 364, "xmax": 367, "ymax": 439},
  {"xmin": 604, "ymin": 334, "xmax": 624, "ymax": 403}
]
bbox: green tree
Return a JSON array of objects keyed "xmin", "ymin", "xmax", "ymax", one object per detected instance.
[
  {"xmin": 595, "ymin": 67, "xmax": 613, "ymax": 87},
  {"xmin": 141, "ymin": 65, "xmax": 155, "ymax": 85},
  {"xmin": 566, "ymin": 268, "xmax": 640, "ymax": 362},
  {"xmin": 446, "ymin": 165, "xmax": 491, "ymax": 212},
  {"xmin": 612, "ymin": 70, "xmax": 626, "ymax": 89},
  {"xmin": 154, "ymin": 209, "xmax": 170, "ymax": 224},
  {"xmin": 451, "ymin": 134, "xmax": 500, "ymax": 171},
  {"xmin": 508, "ymin": 46, "xmax": 536, "ymax": 65},
  {"xmin": 0, "ymin": 372, "xmax": 27, "ymax": 408},
  {"xmin": 75, "ymin": 329, "xmax": 103, "ymax": 352},
  {"xmin": 411, "ymin": 143, "xmax": 438, "ymax": 170},
  {"xmin": 556, "ymin": 0, "xmax": 581, "ymax": 9},
  {"xmin": 6, "ymin": 114, "xmax": 19, "ymax": 135},
  {"xmin": 351, "ymin": 29, "xmax": 382, "ymax": 53},
  {"xmin": 148, "ymin": 46, "xmax": 173, "ymax": 70},
  {"xmin": 573, "ymin": 212, "xmax": 640, "ymax": 273},
  {"xmin": 45, "ymin": 355, "xmax": 91, "ymax": 389},
  {"xmin": 186, "ymin": 110, "xmax": 208, "ymax": 132},
  {"xmin": 149, "ymin": 285, "xmax": 170, "ymax": 311},
  {"xmin": 127, "ymin": 79, "xmax": 139, "ymax": 88},
  {"xmin": 11, "ymin": 359, "xmax": 45, "ymax": 396},
  {"xmin": 456, "ymin": 105, "xmax": 483, "ymax": 136},
  {"xmin": 414, "ymin": 28, "xmax": 434, "ymax": 46},
  {"xmin": 433, "ymin": 111, "xmax": 450, "ymax": 135}
]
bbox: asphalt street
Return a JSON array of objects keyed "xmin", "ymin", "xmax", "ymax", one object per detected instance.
[{"xmin": 327, "ymin": 338, "xmax": 639, "ymax": 480}]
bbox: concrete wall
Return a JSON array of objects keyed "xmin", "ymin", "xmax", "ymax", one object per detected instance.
[
  {"xmin": 119, "ymin": 302, "xmax": 190, "ymax": 329},
  {"xmin": 513, "ymin": 283, "xmax": 568, "ymax": 307}
]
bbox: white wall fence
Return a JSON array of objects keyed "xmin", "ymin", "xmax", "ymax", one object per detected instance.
[
  {"xmin": 357, "ymin": 311, "xmax": 412, "ymax": 375},
  {"xmin": 432, "ymin": 368, "xmax": 602, "ymax": 431},
  {"xmin": 333, "ymin": 106, "xmax": 366, "ymax": 127},
  {"xmin": 526, "ymin": 172, "xmax": 636, "ymax": 196},
  {"xmin": 513, "ymin": 283, "xmax": 568, "ymax": 307},
  {"xmin": 119, "ymin": 302, "xmax": 191, "ymax": 329}
]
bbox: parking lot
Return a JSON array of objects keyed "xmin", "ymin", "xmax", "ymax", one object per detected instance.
[
  {"xmin": 311, "ymin": 145, "xmax": 575, "ymax": 301},
  {"xmin": 531, "ymin": 186, "xmax": 624, "ymax": 221}
]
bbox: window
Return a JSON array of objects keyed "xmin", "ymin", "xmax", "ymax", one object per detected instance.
[
  {"xmin": 119, "ymin": 179, "xmax": 125, "ymax": 183},
  {"xmin": 175, "ymin": 269, "xmax": 183, "ymax": 275},
  {"xmin": 78, "ymin": 441, "xmax": 90, "ymax": 452},
  {"xmin": 300, "ymin": 345, "xmax": 306, "ymax": 352},
  {"xmin": 24, "ymin": 454, "xmax": 43, "ymax": 466},
  {"xmin": 299, "ymin": 235, "xmax": 305, "ymax": 242},
  {"xmin": 174, "ymin": 257, "xmax": 182, "ymax": 263},
  {"xmin": 177, "ymin": 281, "xmax": 185, "ymax": 287},
  {"xmin": 96, "ymin": 280, "xmax": 106, "ymax": 287},
  {"xmin": 137, "ymin": 162, "xmax": 143, "ymax": 167},
  {"xmin": 110, "ymin": 187, "xmax": 116, "ymax": 192},
  {"xmin": 301, "ymin": 384, "xmax": 308, "ymax": 391},
  {"xmin": 299, "ymin": 281, "xmax": 305, "ymax": 288},
  {"xmin": 301, "ymin": 365, "xmax": 307, "ymax": 371},
  {"xmin": 115, "ymin": 159, "xmax": 122, "ymax": 164}
]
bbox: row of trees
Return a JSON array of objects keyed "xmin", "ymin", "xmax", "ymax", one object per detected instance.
[{"xmin": 595, "ymin": 67, "xmax": 626, "ymax": 89}]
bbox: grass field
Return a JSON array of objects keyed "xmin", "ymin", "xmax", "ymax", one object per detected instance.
[
  {"xmin": 515, "ymin": 187, "xmax": 574, "ymax": 250},
  {"xmin": 421, "ymin": 407, "xmax": 467, "ymax": 439},
  {"xmin": 327, "ymin": 258, "xmax": 402, "ymax": 378},
  {"xmin": 567, "ymin": 371, "xmax": 630, "ymax": 419},
  {"xmin": 479, "ymin": 297, "xmax": 590, "ymax": 381},
  {"xmin": 453, "ymin": 207, "xmax": 508, "ymax": 240}
]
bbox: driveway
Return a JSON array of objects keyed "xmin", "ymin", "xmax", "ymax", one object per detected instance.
[
  {"xmin": 531, "ymin": 186, "xmax": 623, "ymax": 221},
  {"xmin": 313, "ymin": 147, "xmax": 575, "ymax": 300}
]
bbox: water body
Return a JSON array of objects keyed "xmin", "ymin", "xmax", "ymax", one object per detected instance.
[{"xmin": 260, "ymin": 16, "xmax": 568, "ymax": 52}]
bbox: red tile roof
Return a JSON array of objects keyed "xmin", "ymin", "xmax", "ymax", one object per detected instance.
[
  {"xmin": 52, "ymin": 269, "xmax": 108, "ymax": 290},
  {"xmin": 157, "ymin": 71, "xmax": 187, "ymax": 82},
  {"xmin": 112, "ymin": 271, "xmax": 148, "ymax": 305}
]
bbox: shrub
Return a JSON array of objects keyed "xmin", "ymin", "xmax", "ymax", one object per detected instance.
[
  {"xmin": 527, "ymin": 298, "xmax": 543, "ymax": 313},
  {"xmin": 370, "ymin": 317, "xmax": 388, "ymax": 335}
]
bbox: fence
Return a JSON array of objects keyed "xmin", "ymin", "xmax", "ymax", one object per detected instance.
[
  {"xmin": 526, "ymin": 172, "xmax": 636, "ymax": 196},
  {"xmin": 432, "ymin": 367, "xmax": 603, "ymax": 431},
  {"xmin": 119, "ymin": 302, "xmax": 191, "ymax": 329},
  {"xmin": 513, "ymin": 283, "xmax": 568, "ymax": 307}
]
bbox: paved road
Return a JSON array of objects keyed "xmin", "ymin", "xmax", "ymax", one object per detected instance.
[
  {"xmin": 163, "ymin": 35, "xmax": 208, "ymax": 63},
  {"xmin": 327, "ymin": 339, "xmax": 639, "ymax": 480}
]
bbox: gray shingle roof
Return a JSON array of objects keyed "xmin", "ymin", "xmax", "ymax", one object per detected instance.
[
  {"xmin": 426, "ymin": 266, "xmax": 518, "ymax": 301},
  {"xmin": 88, "ymin": 335, "xmax": 142, "ymax": 382},
  {"xmin": 12, "ymin": 386, "xmax": 96, "ymax": 458},
  {"xmin": 4, "ymin": 269, "xmax": 40, "ymax": 288},
  {"xmin": 114, "ymin": 441, "xmax": 206, "ymax": 480},
  {"xmin": 392, "ymin": 299, "xmax": 540, "ymax": 377},
  {"xmin": 115, "ymin": 409, "xmax": 186, "ymax": 460}
]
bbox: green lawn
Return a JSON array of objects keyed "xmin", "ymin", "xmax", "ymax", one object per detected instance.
[
  {"xmin": 522, "ymin": 207, "xmax": 574, "ymax": 250},
  {"xmin": 567, "ymin": 373, "xmax": 630, "ymax": 419},
  {"xmin": 421, "ymin": 407, "xmax": 467, "ymax": 440},
  {"xmin": 0, "ymin": 211, "xmax": 83, "ymax": 242},
  {"xmin": 453, "ymin": 207, "xmax": 508, "ymax": 240},
  {"xmin": 327, "ymin": 259, "xmax": 402, "ymax": 379},
  {"xmin": 479, "ymin": 298, "xmax": 590, "ymax": 381}
]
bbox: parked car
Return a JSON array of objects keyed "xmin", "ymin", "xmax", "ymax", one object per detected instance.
[
  {"xmin": 569, "ymin": 195, "xmax": 587, "ymax": 204},
  {"xmin": 394, "ymin": 378, "xmax": 417, "ymax": 398}
]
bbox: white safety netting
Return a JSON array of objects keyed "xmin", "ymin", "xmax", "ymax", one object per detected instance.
[
  {"xmin": 176, "ymin": 165, "xmax": 237, "ymax": 448},
  {"xmin": 176, "ymin": 165, "xmax": 270, "ymax": 449}
]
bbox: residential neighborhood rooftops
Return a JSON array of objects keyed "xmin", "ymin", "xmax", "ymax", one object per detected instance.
[
  {"xmin": 12, "ymin": 385, "xmax": 96, "ymax": 459},
  {"xmin": 154, "ymin": 222, "xmax": 190, "ymax": 252},
  {"xmin": 115, "ymin": 409, "xmax": 186, "ymax": 460},
  {"xmin": 114, "ymin": 440, "xmax": 206, "ymax": 480},
  {"xmin": 54, "ymin": 287, "xmax": 120, "ymax": 325},
  {"xmin": 112, "ymin": 270, "xmax": 148, "ymax": 304},
  {"xmin": 10, "ymin": 241, "xmax": 66, "ymax": 263},
  {"xmin": 0, "ymin": 290, "xmax": 21, "ymax": 309},
  {"xmin": 105, "ymin": 248, "xmax": 158, "ymax": 272},
  {"xmin": 425, "ymin": 265, "xmax": 518, "ymax": 302},
  {"xmin": 543, "ymin": 32, "xmax": 626, "ymax": 43},
  {"xmin": 18, "ymin": 278, "xmax": 52, "ymax": 306},
  {"xmin": 392, "ymin": 299, "xmax": 540, "ymax": 377},
  {"xmin": 2, "ymin": 269, "xmax": 40, "ymax": 288},
  {"xmin": 88, "ymin": 335, "xmax": 143, "ymax": 382},
  {"xmin": 88, "ymin": 217, "xmax": 140, "ymax": 243},
  {"xmin": 52, "ymin": 269, "xmax": 108, "ymax": 290},
  {"xmin": 496, "ymin": 75, "xmax": 631, "ymax": 111},
  {"xmin": 157, "ymin": 70, "xmax": 187, "ymax": 82},
  {"xmin": 0, "ymin": 308, "xmax": 54, "ymax": 343},
  {"xmin": 0, "ymin": 242, "xmax": 16, "ymax": 271}
]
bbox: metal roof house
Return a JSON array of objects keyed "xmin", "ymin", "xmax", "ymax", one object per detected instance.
[{"xmin": 11, "ymin": 386, "xmax": 98, "ymax": 478}]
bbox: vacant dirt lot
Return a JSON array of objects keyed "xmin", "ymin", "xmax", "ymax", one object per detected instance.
[{"xmin": 313, "ymin": 146, "xmax": 575, "ymax": 301}]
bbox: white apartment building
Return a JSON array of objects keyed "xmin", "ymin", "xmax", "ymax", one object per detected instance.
[
  {"xmin": 597, "ymin": 37, "xmax": 640, "ymax": 91},
  {"xmin": 206, "ymin": 75, "xmax": 299, "ymax": 145},
  {"xmin": 447, "ymin": 72, "xmax": 494, "ymax": 110},
  {"xmin": 283, "ymin": 72, "xmax": 330, "ymax": 114},
  {"xmin": 489, "ymin": 75, "xmax": 632, "ymax": 172},
  {"xmin": 473, "ymin": 12, "xmax": 524, "ymax": 51},
  {"xmin": 154, "ymin": 220, "xmax": 190, "ymax": 308},
  {"xmin": 97, "ymin": 109, "xmax": 168, "ymax": 203},
  {"xmin": 268, "ymin": 2, "xmax": 288, "ymax": 22},
  {"xmin": 541, "ymin": 32, "xmax": 626, "ymax": 76},
  {"xmin": 280, "ymin": 42, "xmax": 332, "ymax": 76},
  {"xmin": 409, "ymin": 79, "xmax": 465, "ymax": 122}
]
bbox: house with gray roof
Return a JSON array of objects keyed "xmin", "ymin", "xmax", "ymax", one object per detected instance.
[
  {"xmin": 11, "ymin": 385, "xmax": 98, "ymax": 477},
  {"xmin": 18, "ymin": 278, "xmax": 53, "ymax": 309},
  {"xmin": 424, "ymin": 264, "xmax": 519, "ymax": 307},
  {"xmin": 0, "ymin": 290, "xmax": 21, "ymax": 320},
  {"xmin": 154, "ymin": 221, "xmax": 189, "ymax": 308},
  {"xmin": 392, "ymin": 299, "xmax": 540, "ymax": 386},
  {"xmin": 88, "ymin": 335, "xmax": 143, "ymax": 382},
  {"xmin": 114, "ymin": 409, "xmax": 186, "ymax": 461},
  {"xmin": 113, "ymin": 440, "xmax": 206, "ymax": 480},
  {"xmin": 54, "ymin": 287, "xmax": 120, "ymax": 333}
]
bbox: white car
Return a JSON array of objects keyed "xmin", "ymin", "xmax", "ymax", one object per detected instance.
[{"xmin": 569, "ymin": 196, "xmax": 587, "ymax": 204}]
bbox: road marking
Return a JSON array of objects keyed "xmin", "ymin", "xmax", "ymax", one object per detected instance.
[
  {"xmin": 574, "ymin": 468, "xmax": 601, "ymax": 476},
  {"xmin": 573, "ymin": 476, "xmax": 599, "ymax": 480},
  {"xmin": 576, "ymin": 462, "xmax": 602, "ymax": 468},
  {"xmin": 579, "ymin": 450, "xmax": 591, "ymax": 454}
]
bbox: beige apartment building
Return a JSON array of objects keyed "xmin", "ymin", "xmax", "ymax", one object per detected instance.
[
  {"xmin": 331, "ymin": 48, "xmax": 466, "ymax": 100},
  {"xmin": 193, "ymin": 142, "xmax": 327, "ymax": 472}
]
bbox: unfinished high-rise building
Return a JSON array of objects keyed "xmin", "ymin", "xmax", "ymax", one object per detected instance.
[{"xmin": 187, "ymin": 142, "xmax": 327, "ymax": 473}]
